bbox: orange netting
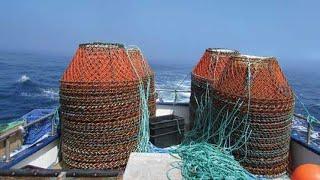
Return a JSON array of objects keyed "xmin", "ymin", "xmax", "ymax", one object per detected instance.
[
  {"xmin": 59, "ymin": 42, "xmax": 149, "ymax": 170},
  {"xmin": 192, "ymin": 48, "xmax": 240, "ymax": 87},
  {"xmin": 62, "ymin": 43, "xmax": 138, "ymax": 84}
]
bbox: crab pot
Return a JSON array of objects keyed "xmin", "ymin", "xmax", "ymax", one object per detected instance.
[
  {"xmin": 149, "ymin": 115, "xmax": 184, "ymax": 148},
  {"xmin": 213, "ymin": 55, "xmax": 294, "ymax": 176},
  {"xmin": 59, "ymin": 42, "xmax": 142, "ymax": 170},
  {"xmin": 127, "ymin": 47, "xmax": 156, "ymax": 118},
  {"xmin": 189, "ymin": 48, "xmax": 240, "ymax": 130}
]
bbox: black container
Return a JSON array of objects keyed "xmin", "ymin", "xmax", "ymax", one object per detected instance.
[{"xmin": 150, "ymin": 115, "xmax": 184, "ymax": 148}]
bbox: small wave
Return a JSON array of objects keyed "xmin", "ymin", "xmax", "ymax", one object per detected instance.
[
  {"xmin": 292, "ymin": 125, "xmax": 307, "ymax": 132},
  {"xmin": 41, "ymin": 88, "xmax": 59, "ymax": 100},
  {"xmin": 20, "ymin": 88, "xmax": 59, "ymax": 100},
  {"xmin": 311, "ymin": 131, "xmax": 319, "ymax": 139},
  {"xmin": 18, "ymin": 75, "xmax": 30, "ymax": 83}
]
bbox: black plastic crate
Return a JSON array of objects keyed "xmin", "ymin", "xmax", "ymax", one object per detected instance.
[{"xmin": 150, "ymin": 114, "xmax": 184, "ymax": 148}]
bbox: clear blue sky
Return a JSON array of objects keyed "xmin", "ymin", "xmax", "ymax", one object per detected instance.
[{"xmin": 0, "ymin": 1, "xmax": 319, "ymax": 64}]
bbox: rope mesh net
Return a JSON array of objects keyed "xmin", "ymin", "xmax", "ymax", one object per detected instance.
[{"xmin": 59, "ymin": 42, "xmax": 155, "ymax": 170}]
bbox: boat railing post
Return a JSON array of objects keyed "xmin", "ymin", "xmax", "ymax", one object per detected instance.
[
  {"xmin": 5, "ymin": 137, "xmax": 11, "ymax": 162},
  {"xmin": 307, "ymin": 122, "xmax": 311, "ymax": 144},
  {"xmin": 172, "ymin": 90, "xmax": 178, "ymax": 115},
  {"xmin": 51, "ymin": 116, "xmax": 55, "ymax": 136},
  {"xmin": 174, "ymin": 90, "xmax": 177, "ymax": 103},
  {"xmin": 57, "ymin": 171, "xmax": 67, "ymax": 180}
]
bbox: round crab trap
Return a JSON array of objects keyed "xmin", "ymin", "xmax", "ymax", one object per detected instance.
[
  {"xmin": 213, "ymin": 54, "xmax": 295, "ymax": 176},
  {"xmin": 127, "ymin": 47, "xmax": 156, "ymax": 118},
  {"xmin": 60, "ymin": 42, "xmax": 142, "ymax": 170},
  {"xmin": 190, "ymin": 48, "xmax": 240, "ymax": 130}
]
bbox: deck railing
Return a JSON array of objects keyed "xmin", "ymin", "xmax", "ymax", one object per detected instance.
[
  {"xmin": 0, "ymin": 89, "xmax": 316, "ymax": 163},
  {"xmin": 0, "ymin": 111, "xmax": 57, "ymax": 162},
  {"xmin": 155, "ymin": 89, "xmax": 315, "ymax": 145}
]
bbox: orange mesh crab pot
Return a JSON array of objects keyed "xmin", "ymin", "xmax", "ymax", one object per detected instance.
[
  {"xmin": 59, "ymin": 42, "xmax": 141, "ymax": 170},
  {"xmin": 189, "ymin": 48, "xmax": 240, "ymax": 130},
  {"xmin": 127, "ymin": 47, "xmax": 156, "ymax": 118},
  {"xmin": 213, "ymin": 55, "xmax": 295, "ymax": 176}
]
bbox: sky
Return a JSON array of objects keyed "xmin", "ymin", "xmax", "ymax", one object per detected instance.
[{"xmin": 0, "ymin": 1, "xmax": 320, "ymax": 65}]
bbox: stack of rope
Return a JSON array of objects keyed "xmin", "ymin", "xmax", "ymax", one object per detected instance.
[
  {"xmin": 127, "ymin": 47, "xmax": 156, "ymax": 118},
  {"xmin": 213, "ymin": 55, "xmax": 294, "ymax": 176},
  {"xmin": 190, "ymin": 48, "xmax": 239, "ymax": 130},
  {"xmin": 60, "ymin": 42, "xmax": 142, "ymax": 170}
]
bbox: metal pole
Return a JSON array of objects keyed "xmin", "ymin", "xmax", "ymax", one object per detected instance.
[
  {"xmin": 307, "ymin": 122, "xmax": 311, "ymax": 144},
  {"xmin": 57, "ymin": 172, "xmax": 67, "ymax": 180},
  {"xmin": 51, "ymin": 117, "xmax": 55, "ymax": 136},
  {"xmin": 5, "ymin": 137, "xmax": 10, "ymax": 162}
]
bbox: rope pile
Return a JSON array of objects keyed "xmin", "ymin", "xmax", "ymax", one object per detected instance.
[
  {"xmin": 190, "ymin": 48, "xmax": 239, "ymax": 130},
  {"xmin": 60, "ymin": 42, "xmax": 145, "ymax": 170},
  {"xmin": 169, "ymin": 142, "xmax": 251, "ymax": 180},
  {"xmin": 169, "ymin": 87, "xmax": 253, "ymax": 179},
  {"xmin": 213, "ymin": 55, "xmax": 294, "ymax": 176}
]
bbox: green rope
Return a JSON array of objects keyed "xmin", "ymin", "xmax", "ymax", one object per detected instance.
[
  {"xmin": 125, "ymin": 47, "xmax": 152, "ymax": 152},
  {"xmin": 136, "ymin": 78, "xmax": 152, "ymax": 152},
  {"xmin": 167, "ymin": 85, "xmax": 253, "ymax": 180},
  {"xmin": 168, "ymin": 142, "xmax": 251, "ymax": 180}
]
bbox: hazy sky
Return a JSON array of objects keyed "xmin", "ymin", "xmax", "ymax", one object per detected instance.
[{"xmin": 1, "ymin": 1, "xmax": 320, "ymax": 64}]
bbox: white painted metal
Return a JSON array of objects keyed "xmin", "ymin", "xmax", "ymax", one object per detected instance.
[{"xmin": 12, "ymin": 139, "xmax": 58, "ymax": 169}]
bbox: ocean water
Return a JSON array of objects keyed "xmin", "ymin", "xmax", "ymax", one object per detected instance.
[{"xmin": 0, "ymin": 51, "xmax": 319, "ymax": 123}]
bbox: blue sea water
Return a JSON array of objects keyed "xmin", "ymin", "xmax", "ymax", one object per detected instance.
[{"xmin": 0, "ymin": 51, "xmax": 319, "ymax": 123}]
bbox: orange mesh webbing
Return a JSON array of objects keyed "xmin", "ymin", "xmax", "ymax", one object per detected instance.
[{"xmin": 62, "ymin": 43, "xmax": 138, "ymax": 83}]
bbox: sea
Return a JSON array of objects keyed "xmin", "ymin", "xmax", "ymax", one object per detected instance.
[{"xmin": 0, "ymin": 51, "xmax": 319, "ymax": 123}]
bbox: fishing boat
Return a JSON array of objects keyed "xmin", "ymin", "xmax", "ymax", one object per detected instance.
[
  {"xmin": 0, "ymin": 44, "xmax": 319, "ymax": 179},
  {"xmin": 0, "ymin": 90, "xmax": 319, "ymax": 179}
]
